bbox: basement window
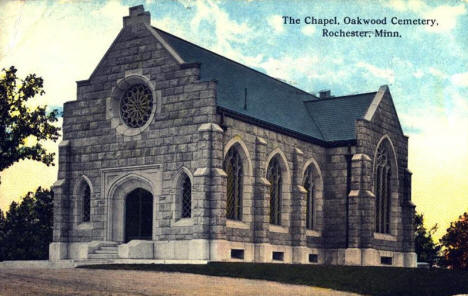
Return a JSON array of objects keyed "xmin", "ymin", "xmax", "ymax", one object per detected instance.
[
  {"xmin": 308, "ymin": 254, "xmax": 318, "ymax": 263},
  {"xmin": 230, "ymin": 249, "xmax": 244, "ymax": 260},
  {"xmin": 381, "ymin": 256, "xmax": 393, "ymax": 265},
  {"xmin": 272, "ymin": 251, "xmax": 284, "ymax": 261}
]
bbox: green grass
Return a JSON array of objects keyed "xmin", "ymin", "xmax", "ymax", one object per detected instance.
[{"xmin": 81, "ymin": 262, "xmax": 468, "ymax": 296}]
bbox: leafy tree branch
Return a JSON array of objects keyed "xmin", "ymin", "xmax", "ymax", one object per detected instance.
[{"xmin": 0, "ymin": 66, "xmax": 60, "ymax": 172}]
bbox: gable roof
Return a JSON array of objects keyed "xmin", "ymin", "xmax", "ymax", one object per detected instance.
[
  {"xmin": 304, "ymin": 92, "xmax": 376, "ymax": 142},
  {"xmin": 155, "ymin": 27, "xmax": 377, "ymax": 145}
]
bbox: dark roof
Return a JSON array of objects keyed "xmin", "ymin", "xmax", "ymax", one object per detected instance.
[
  {"xmin": 304, "ymin": 93, "xmax": 376, "ymax": 141},
  {"xmin": 156, "ymin": 28, "xmax": 375, "ymax": 144}
]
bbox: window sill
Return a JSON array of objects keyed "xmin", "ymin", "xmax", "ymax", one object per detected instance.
[
  {"xmin": 374, "ymin": 232, "xmax": 397, "ymax": 241},
  {"xmin": 306, "ymin": 229, "xmax": 321, "ymax": 237},
  {"xmin": 269, "ymin": 224, "xmax": 289, "ymax": 233},
  {"xmin": 173, "ymin": 218, "xmax": 193, "ymax": 227},
  {"xmin": 226, "ymin": 219, "xmax": 249, "ymax": 229},
  {"xmin": 77, "ymin": 222, "xmax": 92, "ymax": 230}
]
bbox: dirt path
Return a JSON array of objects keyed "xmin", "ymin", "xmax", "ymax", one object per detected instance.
[{"xmin": 0, "ymin": 268, "xmax": 361, "ymax": 296}]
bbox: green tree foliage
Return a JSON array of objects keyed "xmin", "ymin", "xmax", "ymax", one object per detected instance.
[
  {"xmin": 414, "ymin": 212, "xmax": 441, "ymax": 266},
  {"xmin": 440, "ymin": 212, "xmax": 468, "ymax": 270},
  {"xmin": 0, "ymin": 187, "xmax": 53, "ymax": 261},
  {"xmin": 0, "ymin": 66, "xmax": 60, "ymax": 172}
]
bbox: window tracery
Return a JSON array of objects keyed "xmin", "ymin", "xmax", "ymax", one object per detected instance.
[
  {"xmin": 303, "ymin": 165, "xmax": 315, "ymax": 230},
  {"xmin": 375, "ymin": 143, "xmax": 392, "ymax": 233},
  {"xmin": 267, "ymin": 157, "xmax": 282, "ymax": 225},
  {"xmin": 225, "ymin": 147, "xmax": 243, "ymax": 220},
  {"xmin": 120, "ymin": 84, "xmax": 153, "ymax": 128}
]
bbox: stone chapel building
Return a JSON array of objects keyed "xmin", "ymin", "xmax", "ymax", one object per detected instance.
[{"xmin": 49, "ymin": 5, "xmax": 416, "ymax": 267}]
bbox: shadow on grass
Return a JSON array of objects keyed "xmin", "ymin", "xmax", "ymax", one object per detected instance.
[{"xmin": 80, "ymin": 262, "xmax": 468, "ymax": 296}]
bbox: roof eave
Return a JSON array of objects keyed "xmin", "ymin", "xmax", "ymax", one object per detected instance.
[
  {"xmin": 218, "ymin": 106, "xmax": 357, "ymax": 148},
  {"xmin": 363, "ymin": 85, "xmax": 388, "ymax": 121}
]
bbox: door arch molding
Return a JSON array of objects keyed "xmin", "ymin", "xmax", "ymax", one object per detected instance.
[{"xmin": 106, "ymin": 174, "xmax": 154, "ymax": 242}]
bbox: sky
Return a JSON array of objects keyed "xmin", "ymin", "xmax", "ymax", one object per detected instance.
[{"xmin": 0, "ymin": 0, "xmax": 467, "ymax": 240}]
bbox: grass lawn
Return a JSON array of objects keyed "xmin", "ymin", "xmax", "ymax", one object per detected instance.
[{"xmin": 81, "ymin": 262, "xmax": 468, "ymax": 296}]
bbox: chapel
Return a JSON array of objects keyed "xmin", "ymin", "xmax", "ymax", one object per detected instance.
[{"xmin": 49, "ymin": 5, "xmax": 416, "ymax": 267}]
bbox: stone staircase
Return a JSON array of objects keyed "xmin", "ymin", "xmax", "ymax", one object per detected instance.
[{"xmin": 88, "ymin": 242, "xmax": 119, "ymax": 259}]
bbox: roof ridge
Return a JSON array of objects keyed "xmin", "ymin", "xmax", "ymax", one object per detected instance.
[
  {"xmin": 305, "ymin": 91, "xmax": 377, "ymax": 103},
  {"xmin": 154, "ymin": 27, "xmax": 318, "ymax": 99},
  {"xmin": 302, "ymin": 100, "xmax": 326, "ymax": 140}
]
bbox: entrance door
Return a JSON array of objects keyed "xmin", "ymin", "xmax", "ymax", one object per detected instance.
[{"xmin": 125, "ymin": 188, "xmax": 153, "ymax": 242}]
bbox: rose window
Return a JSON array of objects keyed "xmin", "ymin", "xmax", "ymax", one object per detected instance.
[{"xmin": 120, "ymin": 84, "xmax": 153, "ymax": 128}]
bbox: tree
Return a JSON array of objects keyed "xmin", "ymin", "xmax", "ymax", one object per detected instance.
[
  {"xmin": 440, "ymin": 212, "xmax": 468, "ymax": 270},
  {"xmin": 0, "ymin": 187, "xmax": 53, "ymax": 261},
  {"xmin": 414, "ymin": 212, "xmax": 441, "ymax": 266},
  {"xmin": 0, "ymin": 66, "xmax": 60, "ymax": 172}
]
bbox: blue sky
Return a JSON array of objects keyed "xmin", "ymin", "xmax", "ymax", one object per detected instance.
[{"xmin": 0, "ymin": 0, "xmax": 467, "ymax": 238}]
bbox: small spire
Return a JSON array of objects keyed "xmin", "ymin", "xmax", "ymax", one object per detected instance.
[{"xmin": 123, "ymin": 5, "xmax": 150, "ymax": 27}]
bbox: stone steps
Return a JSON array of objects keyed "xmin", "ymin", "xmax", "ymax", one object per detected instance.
[
  {"xmin": 88, "ymin": 253, "xmax": 119, "ymax": 259},
  {"xmin": 88, "ymin": 242, "xmax": 120, "ymax": 260},
  {"xmin": 96, "ymin": 247, "xmax": 118, "ymax": 252},
  {"xmin": 94, "ymin": 250, "xmax": 118, "ymax": 254},
  {"xmin": 101, "ymin": 245, "xmax": 118, "ymax": 249},
  {"xmin": 97, "ymin": 242, "xmax": 118, "ymax": 247}
]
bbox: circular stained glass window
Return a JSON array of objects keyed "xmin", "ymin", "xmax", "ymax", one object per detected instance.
[{"xmin": 120, "ymin": 84, "xmax": 153, "ymax": 128}]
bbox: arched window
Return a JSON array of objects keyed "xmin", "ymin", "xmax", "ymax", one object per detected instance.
[
  {"xmin": 267, "ymin": 157, "xmax": 282, "ymax": 225},
  {"xmin": 375, "ymin": 143, "xmax": 392, "ymax": 233},
  {"xmin": 224, "ymin": 147, "xmax": 243, "ymax": 220},
  {"xmin": 82, "ymin": 184, "xmax": 91, "ymax": 222},
  {"xmin": 181, "ymin": 173, "xmax": 192, "ymax": 218},
  {"xmin": 303, "ymin": 165, "xmax": 315, "ymax": 230}
]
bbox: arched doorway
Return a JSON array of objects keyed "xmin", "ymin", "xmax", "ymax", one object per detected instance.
[{"xmin": 125, "ymin": 188, "xmax": 153, "ymax": 242}]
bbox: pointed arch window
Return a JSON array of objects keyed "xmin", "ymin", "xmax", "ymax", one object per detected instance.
[
  {"xmin": 181, "ymin": 173, "xmax": 192, "ymax": 218},
  {"xmin": 82, "ymin": 184, "xmax": 91, "ymax": 222},
  {"xmin": 225, "ymin": 147, "xmax": 243, "ymax": 220},
  {"xmin": 267, "ymin": 157, "xmax": 282, "ymax": 225},
  {"xmin": 375, "ymin": 143, "xmax": 392, "ymax": 233},
  {"xmin": 304, "ymin": 165, "xmax": 315, "ymax": 230}
]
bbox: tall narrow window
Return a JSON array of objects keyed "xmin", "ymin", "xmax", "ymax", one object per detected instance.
[
  {"xmin": 267, "ymin": 157, "xmax": 282, "ymax": 225},
  {"xmin": 83, "ymin": 184, "xmax": 91, "ymax": 222},
  {"xmin": 225, "ymin": 147, "xmax": 243, "ymax": 220},
  {"xmin": 181, "ymin": 174, "xmax": 192, "ymax": 218},
  {"xmin": 304, "ymin": 165, "xmax": 315, "ymax": 230},
  {"xmin": 375, "ymin": 143, "xmax": 392, "ymax": 233}
]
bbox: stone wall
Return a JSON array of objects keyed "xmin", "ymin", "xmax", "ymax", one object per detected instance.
[
  {"xmin": 220, "ymin": 115, "xmax": 327, "ymax": 248},
  {"xmin": 355, "ymin": 88, "xmax": 415, "ymax": 253}
]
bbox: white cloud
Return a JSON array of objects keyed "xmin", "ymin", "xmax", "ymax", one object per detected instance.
[
  {"xmin": 154, "ymin": 16, "xmax": 190, "ymax": 38},
  {"xmin": 385, "ymin": 0, "xmax": 428, "ymax": 12},
  {"xmin": 268, "ymin": 15, "xmax": 284, "ymax": 34},
  {"xmin": 428, "ymin": 67, "xmax": 447, "ymax": 79},
  {"xmin": 356, "ymin": 62, "xmax": 395, "ymax": 84},
  {"xmin": 386, "ymin": 0, "xmax": 407, "ymax": 11},
  {"xmin": 424, "ymin": 4, "xmax": 466, "ymax": 33},
  {"xmin": 413, "ymin": 70, "xmax": 424, "ymax": 78},
  {"xmin": 451, "ymin": 72, "xmax": 468, "ymax": 87},
  {"xmin": 191, "ymin": 0, "xmax": 253, "ymax": 45},
  {"xmin": 91, "ymin": 1, "xmax": 127, "ymax": 19},
  {"xmin": 301, "ymin": 25, "xmax": 316, "ymax": 36},
  {"xmin": 384, "ymin": 1, "xmax": 466, "ymax": 33}
]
